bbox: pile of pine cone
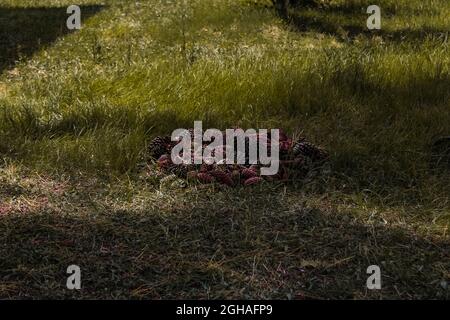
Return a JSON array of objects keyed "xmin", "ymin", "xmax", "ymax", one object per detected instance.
[{"xmin": 147, "ymin": 129, "xmax": 328, "ymax": 187}]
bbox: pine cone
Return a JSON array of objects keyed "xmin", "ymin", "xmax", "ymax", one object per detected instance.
[
  {"xmin": 292, "ymin": 139, "xmax": 328, "ymax": 162},
  {"xmin": 244, "ymin": 176, "xmax": 263, "ymax": 186},
  {"xmin": 168, "ymin": 164, "xmax": 189, "ymax": 178},
  {"xmin": 242, "ymin": 168, "xmax": 258, "ymax": 179},
  {"xmin": 210, "ymin": 170, "xmax": 234, "ymax": 186},
  {"xmin": 197, "ymin": 172, "xmax": 214, "ymax": 184},
  {"xmin": 148, "ymin": 136, "xmax": 172, "ymax": 159},
  {"xmin": 157, "ymin": 154, "xmax": 171, "ymax": 169}
]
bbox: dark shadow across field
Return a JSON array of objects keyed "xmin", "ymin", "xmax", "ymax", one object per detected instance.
[
  {"xmin": 281, "ymin": 3, "xmax": 448, "ymax": 42},
  {"xmin": 291, "ymin": 15, "xmax": 449, "ymax": 42},
  {"xmin": 0, "ymin": 5, "xmax": 104, "ymax": 74},
  {"xmin": 0, "ymin": 187, "xmax": 448, "ymax": 299}
]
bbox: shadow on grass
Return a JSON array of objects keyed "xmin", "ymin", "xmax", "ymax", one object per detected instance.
[
  {"xmin": 0, "ymin": 188, "xmax": 448, "ymax": 299},
  {"xmin": 284, "ymin": 4, "xmax": 448, "ymax": 42},
  {"xmin": 292, "ymin": 15, "xmax": 448, "ymax": 42},
  {"xmin": 0, "ymin": 5, "xmax": 104, "ymax": 74}
]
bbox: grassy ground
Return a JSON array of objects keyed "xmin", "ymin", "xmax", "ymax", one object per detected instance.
[{"xmin": 0, "ymin": 0, "xmax": 449, "ymax": 299}]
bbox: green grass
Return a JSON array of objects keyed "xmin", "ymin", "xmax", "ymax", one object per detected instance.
[{"xmin": 0, "ymin": 0, "xmax": 449, "ymax": 299}]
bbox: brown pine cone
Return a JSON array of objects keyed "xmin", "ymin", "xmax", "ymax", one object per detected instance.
[
  {"xmin": 157, "ymin": 154, "xmax": 171, "ymax": 169},
  {"xmin": 168, "ymin": 164, "xmax": 189, "ymax": 178},
  {"xmin": 210, "ymin": 170, "xmax": 234, "ymax": 186},
  {"xmin": 244, "ymin": 176, "xmax": 263, "ymax": 186},
  {"xmin": 197, "ymin": 172, "xmax": 214, "ymax": 184},
  {"xmin": 148, "ymin": 136, "xmax": 172, "ymax": 159},
  {"xmin": 242, "ymin": 168, "xmax": 258, "ymax": 179},
  {"xmin": 292, "ymin": 139, "xmax": 329, "ymax": 162}
]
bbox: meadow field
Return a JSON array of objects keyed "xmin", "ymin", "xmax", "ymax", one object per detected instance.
[{"xmin": 0, "ymin": 0, "xmax": 449, "ymax": 299}]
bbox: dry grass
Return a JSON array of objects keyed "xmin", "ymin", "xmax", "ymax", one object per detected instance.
[{"xmin": 0, "ymin": 164, "xmax": 448, "ymax": 299}]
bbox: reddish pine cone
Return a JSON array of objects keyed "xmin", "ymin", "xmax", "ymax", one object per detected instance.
[
  {"xmin": 244, "ymin": 176, "xmax": 263, "ymax": 186},
  {"xmin": 157, "ymin": 154, "xmax": 171, "ymax": 169},
  {"xmin": 242, "ymin": 168, "xmax": 258, "ymax": 179},
  {"xmin": 197, "ymin": 172, "xmax": 214, "ymax": 184},
  {"xmin": 210, "ymin": 170, "xmax": 234, "ymax": 186}
]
